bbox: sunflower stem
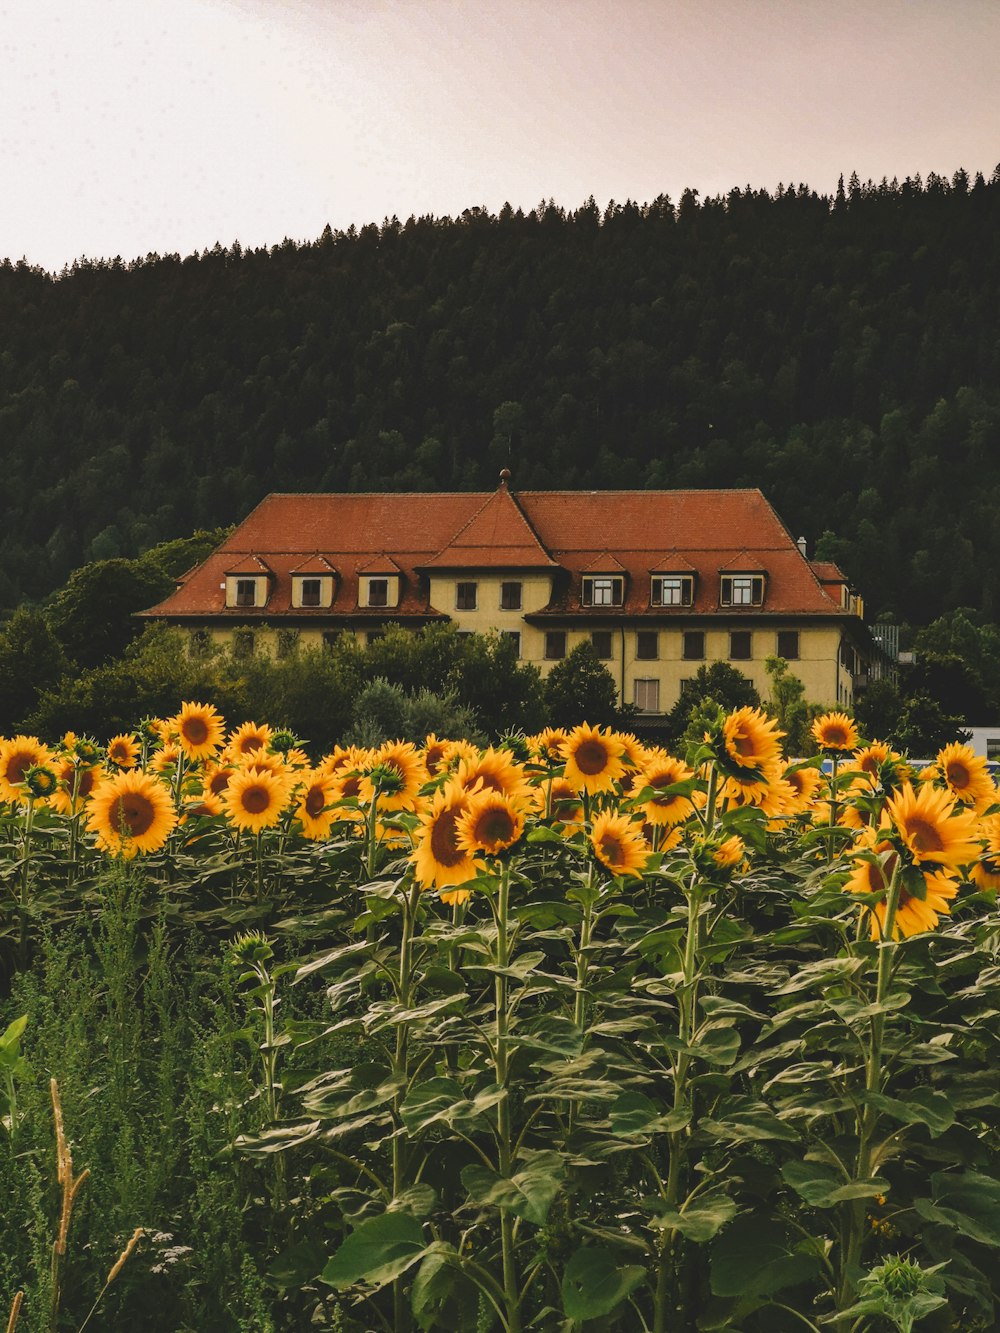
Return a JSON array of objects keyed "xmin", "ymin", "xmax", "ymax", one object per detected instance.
[
  {"xmin": 391, "ymin": 876, "xmax": 421, "ymax": 1333},
  {"xmin": 18, "ymin": 794, "xmax": 35, "ymax": 970},
  {"xmin": 492, "ymin": 861, "xmax": 522, "ymax": 1333}
]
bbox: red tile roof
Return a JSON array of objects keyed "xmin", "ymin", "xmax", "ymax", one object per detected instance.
[
  {"xmin": 289, "ymin": 554, "xmax": 338, "ymax": 575},
  {"xmin": 141, "ymin": 487, "xmax": 855, "ymax": 621}
]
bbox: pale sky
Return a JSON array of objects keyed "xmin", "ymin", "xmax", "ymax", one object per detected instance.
[{"xmin": 2, "ymin": 0, "xmax": 998, "ymax": 272}]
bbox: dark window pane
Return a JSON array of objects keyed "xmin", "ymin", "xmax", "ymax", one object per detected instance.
[
  {"xmin": 636, "ymin": 630, "xmax": 658, "ymax": 660},
  {"xmin": 777, "ymin": 630, "xmax": 799, "ymax": 660},
  {"xmin": 591, "ymin": 630, "xmax": 613, "ymax": 660},
  {"xmin": 730, "ymin": 630, "xmax": 752, "ymax": 660},
  {"xmin": 682, "ymin": 631, "xmax": 705, "ymax": 660},
  {"xmin": 501, "ymin": 581, "xmax": 522, "ymax": 610},
  {"xmin": 545, "ymin": 630, "xmax": 566, "ymax": 660}
]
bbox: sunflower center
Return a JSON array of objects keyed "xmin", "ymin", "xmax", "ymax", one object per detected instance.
[
  {"xmin": 731, "ymin": 729, "xmax": 755, "ymax": 757},
  {"xmin": 182, "ymin": 717, "xmax": 210, "ymax": 746},
  {"xmin": 945, "ymin": 762, "xmax": 970, "ymax": 790},
  {"xmin": 239, "ymin": 735, "xmax": 264, "ymax": 754},
  {"xmin": 574, "ymin": 740, "xmax": 610, "ymax": 775},
  {"xmin": 7, "ymin": 754, "xmax": 32, "ymax": 785},
  {"xmin": 305, "ymin": 786, "xmax": 326, "ymax": 818},
  {"xmin": 598, "ymin": 833, "xmax": 624, "ymax": 866},
  {"xmin": 475, "ymin": 807, "xmax": 517, "ymax": 847},
  {"xmin": 241, "ymin": 785, "xmax": 271, "ymax": 814},
  {"xmin": 110, "ymin": 793, "xmax": 155, "ymax": 837},
  {"xmin": 340, "ymin": 775, "xmax": 361, "ymax": 799},
  {"xmin": 823, "ymin": 724, "xmax": 849, "ymax": 746},
  {"xmin": 210, "ymin": 770, "xmax": 232, "ymax": 795},
  {"xmin": 78, "ymin": 770, "xmax": 96, "ymax": 799},
  {"xmin": 429, "ymin": 806, "xmax": 466, "ymax": 868},
  {"xmin": 905, "ymin": 817, "xmax": 944, "ymax": 854}
]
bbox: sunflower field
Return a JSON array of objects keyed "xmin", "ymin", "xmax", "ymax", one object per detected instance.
[{"xmin": 1, "ymin": 704, "xmax": 1000, "ymax": 1333}]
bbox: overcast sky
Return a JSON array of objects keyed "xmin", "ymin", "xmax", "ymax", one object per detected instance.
[{"xmin": 3, "ymin": 0, "xmax": 998, "ymax": 272}]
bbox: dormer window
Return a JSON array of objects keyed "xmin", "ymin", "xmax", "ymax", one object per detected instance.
[
  {"xmin": 225, "ymin": 574, "xmax": 269, "ymax": 609},
  {"xmin": 651, "ymin": 575, "xmax": 694, "ymax": 607},
  {"xmin": 292, "ymin": 574, "xmax": 335, "ymax": 609},
  {"xmin": 236, "ymin": 578, "xmax": 257, "ymax": 608},
  {"xmin": 361, "ymin": 575, "xmax": 399, "ymax": 609},
  {"xmin": 368, "ymin": 579, "xmax": 388, "ymax": 607},
  {"xmin": 721, "ymin": 574, "xmax": 765, "ymax": 607},
  {"xmin": 582, "ymin": 575, "xmax": 624, "ymax": 607},
  {"xmin": 301, "ymin": 579, "xmax": 321, "ymax": 607}
]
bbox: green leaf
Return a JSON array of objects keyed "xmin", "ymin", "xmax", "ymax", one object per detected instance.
[
  {"xmin": 710, "ymin": 1214, "xmax": 822, "ymax": 1299},
  {"xmin": 0, "ymin": 1015, "xmax": 27, "ymax": 1054},
  {"xmin": 321, "ymin": 1211, "xmax": 427, "ymax": 1290},
  {"xmin": 781, "ymin": 1161, "xmax": 888, "ymax": 1208},
  {"xmin": 650, "ymin": 1193, "xmax": 737, "ymax": 1241},
  {"xmin": 609, "ymin": 1091, "xmax": 690, "ymax": 1137},
  {"xmin": 461, "ymin": 1149, "xmax": 563, "ymax": 1225},
  {"xmin": 411, "ymin": 1244, "xmax": 457, "ymax": 1330},
  {"xmin": 914, "ymin": 1171, "xmax": 1000, "ymax": 1247},
  {"xmin": 561, "ymin": 1246, "xmax": 646, "ymax": 1320},
  {"xmin": 866, "ymin": 1088, "xmax": 956, "ymax": 1137}
]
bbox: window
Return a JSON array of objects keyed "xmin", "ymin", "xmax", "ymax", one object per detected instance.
[
  {"xmin": 721, "ymin": 574, "xmax": 765, "ymax": 607},
  {"xmin": 367, "ymin": 630, "xmax": 384, "ymax": 646},
  {"xmin": 190, "ymin": 629, "xmax": 211, "ymax": 659},
  {"xmin": 322, "ymin": 630, "xmax": 342, "ymax": 652},
  {"xmin": 679, "ymin": 677, "xmax": 693, "ymax": 694},
  {"xmin": 582, "ymin": 575, "xmax": 624, "ymax": 607},
  {"xmin": 300, "ymin": 578, "xmax": 322, "ymax": 607},
  {"xmin": 276, "ymin": 628, "xmax": 299, "ymax": 659},
  {"xmin": 456, "ymin": 581, "xmax": 478, "ymax": 610},
  {"xmin": 730, "ymin": 630, "xmax": 752, "ymax": 660},
  {"xmin": 636, "ymin": 630, "xmax": 658, "ymax": 660},
  {"xmin": 633, "ymin": 678, "xmax": 660, "ymax": 712},
  {"xmin": 232, "ymin": 629, "xmax": 255, "ymax": 659},
  {"xmin": 503, "ymin": 630, "xmax": 521, "ymax": 658},
  {"xmin": 545, "ymin": 630, "xmax": 567, "ymax": 660},
  {"xmin": 682, "ymin": 631, "xmax": 705, "ymax": 660},
  {"xmin": 235, "ymin": 578, "xmax": 257, "ymax": 608},
  {"xmin": 591, "ymin": 630, "xmax": 613, "ymax": 660},
  {"xmin": 651, "ymin": 575, "xmax": 694, "ymax": 607},
  {"xmin": 500, "ymin": 581, "xmax": 522, "ymax": 610},
  {"xmin": 776, "ymin": 630, "xmax": 800, "ymax": 660},
  {"xmin": 367, "ymin": 578, "xmax": 388, "ymax": 608}
]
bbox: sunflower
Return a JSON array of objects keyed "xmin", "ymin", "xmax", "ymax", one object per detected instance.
[
  {"xmin": 720, "ymin": 708, "xmax": 784, "ymax": 773},
  {"xmin": 931, "ymin": 742, "xmax": 996, "ymax": 810},
  {"xmin": 885, "ymin": 782, "xmax": 980, "ymax": 871},
  {"xmin": 412, "ymin": 780, "xmax": 478, "ymax": 891},
  {"xmin": 780, "ymin": 763, "xmax": 825, "ymax": 815},
  {"xmin": 421, "ymin": 734, "xmax": 451, "ymax": 776},
  {"xmin": 529, "ymin": 727, "xmax": 568, "ymax": 766},
  {"xmin": 150, "ymin": 743, "xmax": 180, "ymax": 774},
  {"xmin": 533, "ymin": 776, "xmax": 584, "ymax": 833},
  {"xmin": 295, "ymin": 769, "xmax": 339, "ymax": 840},
  {"xmin": 638, "ymin": 750, "xmax": 694, "ymax": 827},
  {"xmin": 719, "ymin": 763, "xmax": 788, "ymax": 815},
  {"xmin": 362, "ymin": 740, "xmax": 427, "ymax": 812},
  {"xmin": 226, "ymin": 721, "xmax": 273, "ymax": 760},
  {"xmin": 456, "ymin": 791, "xmax": 525, "ymax": 856},
  {"xmin": 222, "ymin": 768, "xmax": 293, "ymax": 833},
  {"xmin": 590, "ymin": 810, "xmax": 649, "ymax": 877},
  {"xmin": 23, "ymin": 764, "xmax": 59, "ymax": 801},
  {"xmin": 617, "ymin": 732, "xmax": 649, "ymax": 772},
  {"xmin": 712, "ymin": 834, "xmax": 745, "ymax": 869},
  {"xmin": 811, "ymin": 711, "xmax": 859, "ymax": 752},
  {"xmin": 970, "ymin": 814, "xmax": 1000, "ymax": 891},
  {"xmin": 455, "ymin": 747, "xmax": 532, "ymax": 807},
  {"xmin": 561, "ymin": 724, "xmax": 626, "ymax": 795},
  {"xmin": 49, "ymin": 759, "xmax": 104, "ymax": 815},
  {"xmin": 843, "ymin": 838, "xmax": 960, "ymax": 939},
  {"xmin": 86, "ymin": 769, "xmax": 177, "ymax": 858},
  {"xmin": 106, "ymin": 734, "xmax": 140, "ymax": 769},
  {"xmin": 0, "ymin": 736, "xmax": 53, "ymax": 803},
  {"xmin": 170, "ymin": 701, "xmax": 224, "ymax": 762}
]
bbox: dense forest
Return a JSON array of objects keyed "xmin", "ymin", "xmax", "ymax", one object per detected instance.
[{"xmin": 1, "ymin": 165, "xmax": 999, "ymax": 622}]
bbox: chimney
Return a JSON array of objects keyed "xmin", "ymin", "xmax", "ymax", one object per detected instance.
[{"xmin": 796, "ymin": 536, "xmax": 808, "ymax": 558}]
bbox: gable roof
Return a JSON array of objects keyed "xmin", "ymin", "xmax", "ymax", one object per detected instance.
[
  {"xmin": 289, "ymin": 554, "xmax": 338, "ymax": 576},
  {"xmin": 140, "ymin": 486, "xmax": 856, "ymax": 621}
]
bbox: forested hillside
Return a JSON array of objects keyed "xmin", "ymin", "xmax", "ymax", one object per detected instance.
[{"xmin": 2, "ymin": 166, "xmax": 999, "ymax": 621}]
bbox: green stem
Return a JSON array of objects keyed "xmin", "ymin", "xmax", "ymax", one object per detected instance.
[
  {"xmin": 493, "ymin": 862, "xmax": 522, "ymax": 1333},
  {"xmin": 391, "ymin": 877, "xmax": 421, "ymax": 1333},
  {"xmin": 18, "ymin": 795, "xmax": 35, "ymax": 970}
]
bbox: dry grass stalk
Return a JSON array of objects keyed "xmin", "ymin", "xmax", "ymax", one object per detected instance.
[
  {"xmin": 49, "ymin": 1078, "xmax": 90, "ymax": 1332},
  {"xmin": 5, "ymin": 1291, "xmax": 23, "ymax": 1333}
]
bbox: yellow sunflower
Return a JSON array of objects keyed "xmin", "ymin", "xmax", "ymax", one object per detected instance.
[
  {"xmin": 150, "ymin": 743, "xmax": 180, "ymax": 774},
  {"xmin": 780, "ymin": 763, "xmax": 825, "ymax": 815},
  {"xmin": 173, "ymin": 701, "xmax": 225, "ymax": 762},
  {"xmin": 86, "ymin": 769, "xmax": 177, "ymax": 858},
  {"xmin": 0, "ymin": 736, "xmax": 53, "ymax": 803},
  {"xmin": 720, "ymin": 762, "xmax": 788, "ymax": 815},
  {"xmin": 413, "ymin": 780, "xmax": 478, "ymax": 891},
  {"xmin": 590, "ymin": 810, "xmax": 649, "ymax": 877},
  {"xmin": 560, "ymin": 724, "xmax": 627, "ymax": 795},
  {"xmin": 226, "ymin": 721, "xmax": 273, "ymax": 760},
  {"xmin": 638, "ymin": 750, "xmax": 694, "ymax": 827},
  {"xmin": 811, "ymin": 711, "xmax": 859, "ymax": 752},
  {"xmin": 533, "ymin": 776, "xmax": 584, "ymax": 834},
  {"xmin": 222, "ymin": 768, "xmax": 293, "ymax": 833},
  {"xmin": 295, "ymin": 769, "xmax": 339, "ymax": 840},
  {"xmin": 529, "ymin": 727, "xmax": 568, "ymax": 766},
  {"xmin": 617, "ymin": 732, "xmax": 649, "ymax": 771},
  {"xmin": 362, "ymin": 740, "xmax": 427, "ymax": 812},
  {"xmin": 721, "ymin": 707, "xmax": 784, "ymax": 773},
  {"xmin": 455, "ymin": 747, "xmax": 532, "ymax": 807},
  {"xmin": 844, "ymin": 837, "xmax": 960, "ymax": 939},
  {"xmin": 106, "ymin": 734, "xmax": 140, "ymax": 769},
  {"xmin": 932, "ymin": 742, "xmax": 996, "ymax": 810},
  {"xmin": 970, "ymin": 814, "xmax": 1000, "ymax": 891},
  {"xmin": 885, "ymin": 782, "xmax": 980, "ymax": 871},
  {"xmin": 712, "ymin": 834, "xmax": 745, "ymax": 869},
  {"xmin": 421, "ymin": 733, "xmax": 451, "ymax": 776},
  {"xmin": 456, "ymin": 791, "xmax": 525, "ymax": 856},
  {"xmin": 48, "ymin": 759, "xmax": 104, "ymax": 816}
]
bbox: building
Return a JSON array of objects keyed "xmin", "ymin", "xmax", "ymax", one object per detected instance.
[{"xmin": 140, "ymin": 476, "xmax": 875, "ymax": 715}]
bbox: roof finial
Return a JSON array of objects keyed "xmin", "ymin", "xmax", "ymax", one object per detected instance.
[{"xmin": 499, "ymin": 467, "xmax": 511, "ymax": 488}]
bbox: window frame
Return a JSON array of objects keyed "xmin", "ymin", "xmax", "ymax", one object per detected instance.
[
  {"xmin": 366, "ymin": 578, "xmax": 389, "ymax": 608},
  {"xmin": 500, "ymin": 581, "xmax": 522, "ymax": 611},
  {"xmin": 232, "ymin": 628, "xmax": 255, "ymax": 659},
  {"xmin": 299, "ymin": 577, "xmax": 322, "ymax": 608},
  {"xmin": 235, "ymin": 578, "xmax": 257, "ymax": 608},
  {"xmin": 503, "ymin": 630, "xmax": 521, "ymax": 658},
  {"xmin": 720, "ymin": 573, "xmax": 765, "ymax": 607},
  {"xmin": 456, "ymin": 581, "xmax": 478, "ymax": 611},
  {"xmin": 729, "ymin": 629, "xmax": 752, "ymax": 661},
  {"xmin": 682, "ymin": 630, "xmax": 705, "ymax": 661},
  {"xmin": 581, "ymin": 575, "xmax": 624, "ymax": 607},
  {"xmin": 633, "ymin": 678, "xmax": 661, "ymax": 713},
  {"xmin": 544, "ymin": 630, "xmax": 567, "ymax": 660},
  {"xmin": 590, "ymin": 630, "xmax": 613, "ymax": 660},
  {"xmin": 776, "ymin": 629, "xmax": 800, "ymax": 660},
  {"xmin": 635, "ymin": 629, "xmax": 659, "ymax": 660},
  {"xmin": 651, "ymin": 574, "xmax": 694, "ymax": 607}
]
